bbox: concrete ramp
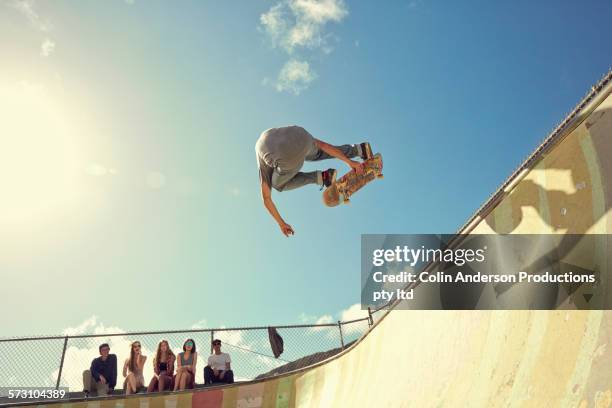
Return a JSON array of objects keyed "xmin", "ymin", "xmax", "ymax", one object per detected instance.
[{"xmin": 32, "ymin": 71, "xmax": 612, "ymax": 407}]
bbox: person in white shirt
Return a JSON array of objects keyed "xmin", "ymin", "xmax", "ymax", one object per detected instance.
[{"xmin": 204, "ymin": 339, "xmax": 234, "ymax": 384}]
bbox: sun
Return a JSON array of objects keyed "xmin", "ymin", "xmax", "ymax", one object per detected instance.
[{"xmin": 0, "ymin": 81, "xmax": 80, "ymax": 224}]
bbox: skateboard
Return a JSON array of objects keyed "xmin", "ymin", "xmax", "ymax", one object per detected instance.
[{"xmin": 322, "ymin": 153, "xmax": 383, "ymax": 207}]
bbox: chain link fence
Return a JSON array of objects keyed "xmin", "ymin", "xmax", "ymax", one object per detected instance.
[{"xmin": 0, "ymin": 311, "xmax": 381, "ymax": 396}]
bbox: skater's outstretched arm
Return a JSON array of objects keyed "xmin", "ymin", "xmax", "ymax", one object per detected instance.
[
  {"xmin": 314, "ymin": 139, "xmax": 364, "ymax": 174},
  {"xmin": 260, "ymin": 180, "xmax": 295, "ymax": 237}
]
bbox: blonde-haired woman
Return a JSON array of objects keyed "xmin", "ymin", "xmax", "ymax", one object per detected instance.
[
  {"xmin": 147, "ymin": 340, "xmax": 175, "ymax": 392},
  {"xmin": 123, "ymin": 341, "xmax": 147, "ymax": 394}
]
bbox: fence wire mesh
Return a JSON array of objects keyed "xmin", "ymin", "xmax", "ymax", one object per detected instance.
[
  {"xmin": 0, "ymin": 317, "xmax": 376, "ymax": 394},
  {"xmin": 0, "ymin": 337, "xmax": 66, "ymax": 389}
]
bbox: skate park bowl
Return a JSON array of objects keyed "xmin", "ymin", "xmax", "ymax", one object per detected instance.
[{"xmin": 6, "ymin": 70, "xmax": 612, "ymax": 408}]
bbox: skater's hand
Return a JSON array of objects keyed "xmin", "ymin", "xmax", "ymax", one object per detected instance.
[
  {"xmin": 279, "ymin": 222, "xmax": 294, "ymax": 237},
  {"xmin": 348, "ymin": 160, "xmax": 364, "ymax": 175}
]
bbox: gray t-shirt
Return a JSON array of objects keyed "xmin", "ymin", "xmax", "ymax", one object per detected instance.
[{"xmin": 255, "ymin": 126, "xmax": 317, "ymax": 187}]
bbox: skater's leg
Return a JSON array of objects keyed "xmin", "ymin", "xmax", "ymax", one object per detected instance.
[
  {"xmin": 305, "ymin": 144, "xmax": 359, "ymax": 161},
  {"xmin": 272, "ymin": 170, "xmax": 321, "ymax": 192}
]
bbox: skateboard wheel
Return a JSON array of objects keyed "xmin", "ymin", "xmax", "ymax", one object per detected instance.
[
  {"xmin": 377, "ymin": 174, "xmax": 384, "ymax": 179},
  {"xmin": 344, "ymin": 198, "xmax": 350, "ymax": 204}
]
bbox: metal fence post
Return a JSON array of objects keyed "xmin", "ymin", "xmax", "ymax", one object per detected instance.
[
  {"xmin": 56, "ymin": 336, "xmax": 69, "ymax": 390},
  {"xmin": 337, "ymin": 321, "xmax": 345, "ymax": 351},
  {"xmin": 210, "ymin": 330, "xmax": 214, "ymax": 354}
]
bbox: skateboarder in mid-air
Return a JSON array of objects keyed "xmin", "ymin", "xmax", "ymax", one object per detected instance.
[{"xmin": 256, "ymin": 125, "xmax": 372, "ymax": 237}]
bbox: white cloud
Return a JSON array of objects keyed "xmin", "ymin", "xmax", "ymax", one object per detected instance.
[
  {"xmin": 213, "ymin": 328, "xmax": 251, "ymax": 351},
  {"xmin": 260, "ymin": 0, "xmax": 347, "ymax": 53},
  {"xmin": 40, "ymin": 38, "xmax": 55, "ymax": 57},
  {"xmin": 305, "ymin": 313, "xmax": 334, "ymax": 334},
  {"xmin": 191, "ymin": 319, "xmax": 207, "ymax": 330},
  {"xmin": 338, "ymin": 303, "xmax": 371, "ymax": 335},
  {"xmin": 301, "ymin": 303, "xmax": 372, "ymax": 337},
  {"xmin": 62, "ymin": 316, "xmax": 100, "ymax": 337},
  {"xmin": 8, "ymin": 1, "xmax": 57, "ymax": 56},
  {"xmin": 298, "ymin": 312, "xmax": 317, "ymax": 323},
  {"xmin": 315, "ymin": 314, "xmax": 334, "ymax": 325},
  {"xmin": 260, "ymin": 4, "xmax": 289, "ymax": 49},
  {"xmin": 9, "ymin": 0, "xmax": 49, "ymax": 31},
  {"xmin": 292, "ymin": 0, "xmax": 347, "ymax": 23},
  {"xmin": 62, "ymin": 316, "xmax": 126, "ymax": 337},
  {"xmin": 276, "ymin": 59, "xmax": 317, "ymax": 95},
  {"xmin": 300, "ymin": 311, "xmax": 331, "ymax": 325},
  {"xmin": 338, "ymin": 303, "xmax": 368, "ymax": 322},
  {"xmin": 260, "ymin": 0, "xmax": 347, "ymax": 94}
]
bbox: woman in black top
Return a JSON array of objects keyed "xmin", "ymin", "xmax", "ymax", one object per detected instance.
[{"xmin": 147, "ymin": 340, "xmax": 176, "ymax": 392}]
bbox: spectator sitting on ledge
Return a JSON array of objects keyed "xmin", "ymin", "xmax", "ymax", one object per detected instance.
[
  {"xmin": 174, "ymin": 339, "xmax": 197, "ymax": 391},
  {"xmin": 83, "ymin": 343, "xmax": 117, "ymax": 397},
  {"xmin": 147, "ymin": 340, "xmax": 175, "ymax": 393},
  {"xmin": 123, "ymin": 341, "xmax": 147, "ymax": 395},
  {"xmin": 204, "ymin": 339, "xmax": 234, "ymax": 385}
]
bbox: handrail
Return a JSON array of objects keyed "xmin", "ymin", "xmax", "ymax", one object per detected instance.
[{"xmin": 0, "ymin": 316, "xmax": 373, "ymax": 343}]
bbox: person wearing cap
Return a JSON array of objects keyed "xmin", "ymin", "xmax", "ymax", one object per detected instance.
[
  {"xmin": 204, "ymin": 339, "xmax": 234, "ymax": 384},
  {"xmin": 82, "ymin": 343, "xmax": 117, "ymax": 397}
]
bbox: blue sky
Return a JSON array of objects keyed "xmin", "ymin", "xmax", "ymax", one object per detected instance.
[{"xmin": 1, "ymin": 0, "xmax": 611, "ymax": 337}]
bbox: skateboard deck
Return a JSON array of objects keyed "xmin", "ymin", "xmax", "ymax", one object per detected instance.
[{"xmin": 322, "ymin": 153, "xmax": 383, "ymax": 207}]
